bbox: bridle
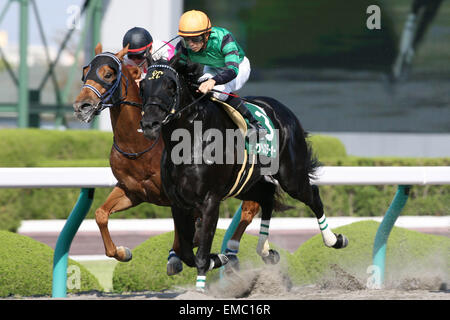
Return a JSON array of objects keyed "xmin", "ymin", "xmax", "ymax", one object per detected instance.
[
  {"xmin": 144, "ymin": 64, "xmax": 207, "ymax": 125},
  {"xmin": 82, "ymin": 52, "xmax": 159, "ymax": 159},
  {"xmin": 82, "ymin": 52, "xmax": 142, "ymax": 114}
]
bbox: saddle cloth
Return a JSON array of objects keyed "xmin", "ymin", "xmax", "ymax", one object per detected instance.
[{"xmin": 210, "ymin": 97, "xmax": 278, "ymax": 199}]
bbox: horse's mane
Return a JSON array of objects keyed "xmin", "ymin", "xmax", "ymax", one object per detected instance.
[{"xmin": 151, "ymin": 53, "xmax": 203, "ymax": 84}]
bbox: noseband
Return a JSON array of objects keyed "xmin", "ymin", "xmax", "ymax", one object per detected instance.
[
  {"xmin": 82, "ymin": 52, "xmax": 124, "ymax": 113},
  {"xmin": 82, "ymin": 52, "xmax": 142, "ymax": 113}
]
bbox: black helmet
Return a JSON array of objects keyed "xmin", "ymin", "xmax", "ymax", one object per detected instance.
[{"xmin": 122, "ymin": 27, "xmax": 153, "ymax": 56}]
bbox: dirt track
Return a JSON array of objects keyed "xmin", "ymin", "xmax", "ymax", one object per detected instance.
[
  {"xmin": 57, "ymin": 287, "xmax": 449, "ymax": 300},
  {"xmin": 9, "ymin": 265, "xmax": 448, "ymax": 300}
]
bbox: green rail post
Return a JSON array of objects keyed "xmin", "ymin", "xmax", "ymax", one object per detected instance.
[
  {"xmin": 221, "ymin": 203, "xmax": 243, "ymax": 254},
  {"xmin": 220, "ymin": 203, "xmax": 242, "ymax": 279},
  {"xmin": 18, "ymin": 0, "xmax": 29, "ymax": 128},
  {"xmin": 52, "ymin": 188, "xmax": 95, "ymax": 298},
  {"xmin": 91, "ymin": 0, "xmax": 102, "ymax": 130},
  {"xmin": 371, "ymin": 185, "xmax": 411, "ymax": 288}
]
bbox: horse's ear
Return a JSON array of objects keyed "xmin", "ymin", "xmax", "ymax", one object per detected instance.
[
  {"xmin": 94, "ymin": 43, "xmax": 103, "ymax": 55},
  {"xmin": 117, "ymin": 44, "xmax": 129, "ymax": 60},
  {"xmin": 169, "ymin": 51, "xmax": 182, "ymax": 69},
  {"xmin": 127, "ymin": 65, "xmax": 142, "ymax": 81}
]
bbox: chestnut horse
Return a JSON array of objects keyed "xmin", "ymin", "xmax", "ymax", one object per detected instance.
[{"xmin": 72, "ymin": 43, "xmax": 263, "ymax": 273}]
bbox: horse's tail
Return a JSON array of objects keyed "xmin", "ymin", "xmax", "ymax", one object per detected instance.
[{"xmin": 304, "ymin": 131, "xmax": 322, "ymax": 180}]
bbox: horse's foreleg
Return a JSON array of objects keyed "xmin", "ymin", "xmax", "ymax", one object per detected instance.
[
  {"xmin": 171, "ymin": 206, "xmax": 196, "ymax": 267},
  {"xmin": 195, "ymin": 200, "xmax": 226, "ymax": 291},
  {"xmin": 95, "ymin": 186, "xmax": 136, "ymax": 262},
  {"xmin": 167, "ymin": 223, "xmax": 184, "ymax": 276}
]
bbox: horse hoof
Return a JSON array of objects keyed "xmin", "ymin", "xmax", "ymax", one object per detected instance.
[
  {"xmin": 209, "ymin": 253, "xmax": 229, "ymax": 270},
  {"xmin": 167, "ymin": 256, "xmax": 183, "ymax": 276},
  {"xmin": 116, "ymin": 246, "xmax": 132, "ymax": 262},
  {"xmin": 332, "ymin": 234, "xmax": 349, "ymax": 249},
  {"xmin": 262, "ymin": 249, "xmax": 280, "ymax": 265},
  {"xmin": 224, "ymin": 255, "xmax": 240, "ymax": 274}
]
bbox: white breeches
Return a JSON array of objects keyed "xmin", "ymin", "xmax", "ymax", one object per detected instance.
[{"xmin": 198, "ymin": 56, "xmax": 251, "ymax": 101}]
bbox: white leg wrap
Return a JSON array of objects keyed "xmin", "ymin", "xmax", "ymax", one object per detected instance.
[
  {"xmin": 257, "ymin": 220, "xmax": 271, "ymax": 257},
  {"xmin": 318, "ymin": 215, "xmax": 337, "ymax": 247},
  {"xmin": 196, "ymin": 275, "xmax": 206, "ymax": 290}
]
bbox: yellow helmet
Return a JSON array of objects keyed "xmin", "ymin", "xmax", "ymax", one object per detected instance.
[{"xmin": 178, "ymin": 10, "xmax": 212, "ymax": 37}]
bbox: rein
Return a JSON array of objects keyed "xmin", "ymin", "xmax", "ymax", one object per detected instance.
[
  {"xmin": 161, "ymin": 92, "xmax": 208, "ymax": 125},
  {"xmin": 145, "ymin": 64, "xmax": 210, "ymax": 126},
  {"xmin": 113, "ymin": 132, "xmax": 160, "ymax": 159}
]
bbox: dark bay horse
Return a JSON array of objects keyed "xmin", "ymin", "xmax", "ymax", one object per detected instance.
[
  {"xmin": 72, "ymin": 44, "xmax": 262, "ymax": 273},
  {"xmin": 139, "ymin": 57, "xmax": 348, "ymax": 290}
]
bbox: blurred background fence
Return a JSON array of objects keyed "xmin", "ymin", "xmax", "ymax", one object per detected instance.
[{"xmin": 0, "ymin": 0, "xmax": 448, "ymax": 151}]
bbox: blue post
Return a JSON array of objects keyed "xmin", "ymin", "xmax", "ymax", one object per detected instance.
[
  {"xmin": 219, "ymin": 203, "xmax": 242, "ymax": 279},
  {"xmin": 221, "ymin": 203, "xmax": 243, "ymax": 254},
  {"xmin": 372, "ymin": 185, "xmax": 411, "ymax": 288},
  {"xmin": 52, "ymin": 188, "xmax": 95, "ymax": 298}
]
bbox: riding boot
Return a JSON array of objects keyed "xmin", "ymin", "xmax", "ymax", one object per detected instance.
[{"xmin": 225, "ymin": 96, "xmax": 267, "ymax": 138}]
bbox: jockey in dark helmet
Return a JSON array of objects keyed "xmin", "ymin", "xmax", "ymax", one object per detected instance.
[
  {"xmin": 122, "ymin": 27, "xmax": 175, "ymax": 82},
  {"xmin": 175, "ymin": 10, "xmax": 266, "ymax": 137}
]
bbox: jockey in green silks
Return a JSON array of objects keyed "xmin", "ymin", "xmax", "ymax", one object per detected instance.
[{"xmin": 175, "ymin": 10, "xmax": 266, "ymax": 136}]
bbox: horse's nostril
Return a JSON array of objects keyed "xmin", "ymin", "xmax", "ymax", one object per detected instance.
[
  {"xmin": 152, "ymin": 121, "xmax": 160, "ymax": 128},
  {"xmin": 81, "ymin": 103, "xmax": 92, "ymax": 110}
]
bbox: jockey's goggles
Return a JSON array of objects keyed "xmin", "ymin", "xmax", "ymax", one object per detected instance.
[
  {"xmin": 126, "ymin": 52, "xmax": 148, "ymax": 68},
  {"xmin": 182, "ymin": 35, "xmax": 204, "ymax": 44},
  {"xmin": 127, "ymin": 52, "xmax": 146, "ymax": 61}
]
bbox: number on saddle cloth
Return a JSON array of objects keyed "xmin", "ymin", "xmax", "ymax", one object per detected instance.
[{"xmin": 243, "ymin": 102, "xmax": 278, "ymax": 159}]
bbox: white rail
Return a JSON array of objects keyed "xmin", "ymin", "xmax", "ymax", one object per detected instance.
[
  {"xmin": 0, "ymin": 167, "xmax": 117, "ymax": 188},
  {"xmin": 1, "ymin": 166, "xmax": 450, "ymax": 188},
  {"xmin": 312, "ymin": 166, "xmax": 450, "ymax": 185},
  {"xmin": 1, "ymin": 166, "xmax": 449, "ymax": 295}
]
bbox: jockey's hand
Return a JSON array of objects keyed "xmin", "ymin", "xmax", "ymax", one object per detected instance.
[{"xmin": 198, "ymin": 79, "xmax": 216, "ymax": 94}]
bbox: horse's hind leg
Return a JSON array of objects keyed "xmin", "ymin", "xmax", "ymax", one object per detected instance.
[
  {"xmin": 255, "ymin": 184, "xmax": 280, "ymax": 264},
  {"xmin": 286, "ymin": 174, "xmax": 348, "ymax": 249},
  {"xmin": 237, "ymin": 183, "xmax": 279, "ymax": 265},
  {"xmin": 308, "ymin": 184, "xmax": 347, "ymax": 248}
]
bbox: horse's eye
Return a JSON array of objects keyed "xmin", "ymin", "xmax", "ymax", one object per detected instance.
[{"xmin": 104, "ymin": 73, "xmax": 113, "ymax": 79}]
